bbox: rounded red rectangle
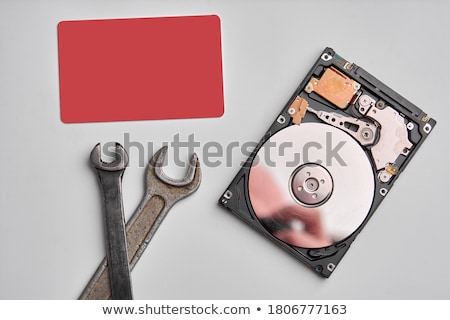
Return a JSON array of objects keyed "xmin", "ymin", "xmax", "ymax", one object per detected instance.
[{"xmin": 58, "ymin": 15, "xmax": 224, "ymax": 123}]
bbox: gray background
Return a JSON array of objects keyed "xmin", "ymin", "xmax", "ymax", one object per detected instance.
[{"xmin": 1, "ymin": 0, "xmax": 449, "ymax": 299}]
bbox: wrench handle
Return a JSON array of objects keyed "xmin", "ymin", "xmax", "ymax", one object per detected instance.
[
  {"xmin": 95, "ymin": 170, "xmax": 133, "ymax": 300},
  {"xmin": 80, "ymin": 194, "xmax": 171, "ymax": 300},
  {"xmin": 127, "ymin": 194, "xmax": 171, "ymax": 269}
]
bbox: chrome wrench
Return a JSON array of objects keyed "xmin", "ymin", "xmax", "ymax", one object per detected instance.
[
  {"xmin": 90, "ymin": 143, "xmax": 133, "ymax": 300},
  {"xmin": 80, "ymin": 146, "xmax": 201, "ymax": 299}
]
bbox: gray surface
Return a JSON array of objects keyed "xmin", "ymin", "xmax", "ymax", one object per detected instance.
[{"xmin": 0, "ymin": 0, "xmax": 449, "ymax": 299}]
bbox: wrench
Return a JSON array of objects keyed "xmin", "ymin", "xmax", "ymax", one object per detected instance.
[
  {"xmin": 90, "ymin": 143, "xmax": 133, "ymax": 300},
  {"xmin": 80, "ymin": 146, "xmax": 201, "ymax": 299}
]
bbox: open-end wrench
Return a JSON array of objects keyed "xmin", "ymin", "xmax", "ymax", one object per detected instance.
[
  {"xmin": 90, "ymin": 143, "xmax": 133, "ymax": 300},
  {"xmin": 80, "ymin": 146, "xmax": 201, "ymax": 300}
]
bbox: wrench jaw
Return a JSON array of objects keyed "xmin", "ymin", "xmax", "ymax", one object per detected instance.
[
  {"xmin": 150, "ymin": 146, "xmax": 201, "ymax": 192},
  {"xmin": 90, "ymin": 143, "xmax": 129, "ymax": 171}
]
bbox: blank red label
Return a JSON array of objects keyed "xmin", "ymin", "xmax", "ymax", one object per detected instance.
[{"xmin": 58, "ymin": 15, "xmax": 224, "ymax": 123}]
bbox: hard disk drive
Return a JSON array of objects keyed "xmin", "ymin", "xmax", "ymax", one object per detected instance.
[{"xmin": 219, "ymin": 48, "xmax": 436, "ymax": 277}]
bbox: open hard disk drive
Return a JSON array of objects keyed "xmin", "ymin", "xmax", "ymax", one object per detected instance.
[{"xmin": 219, "ymin": 47, "xmax": 436, "ymax": 277}]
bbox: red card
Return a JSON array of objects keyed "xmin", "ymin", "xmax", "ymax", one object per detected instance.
[{"xmin": 58, "ymin": 15, "xmax": 224, "ymax": 123}]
